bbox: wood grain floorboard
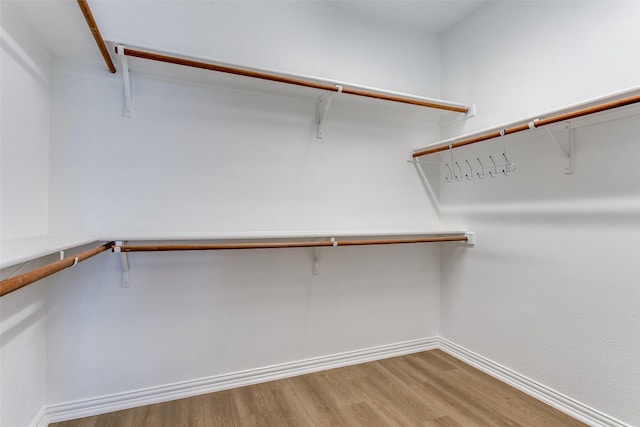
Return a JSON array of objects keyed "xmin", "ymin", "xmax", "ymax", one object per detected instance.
[{"xmin": 49, "ymin": 350, "xmax": 587, "ymax": 427}]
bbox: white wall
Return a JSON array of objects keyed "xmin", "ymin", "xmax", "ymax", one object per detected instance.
[
  {"xmin": 0, "ymin": 275, "xmax": 49, "ymax": 427},
  {"xmin": 44, "ymin": 6, "xmax": 445, "ymax": 407},
  {"xmin": 0, "ymin": 3, "xmax": 51, "ymax": 426},
  {"xmin": 441, "ymin": 0, "xmax": 640, "ymax": 136},
  {"xmin": 48, "ymin": 61, "xmax": 440, "ymax": 235},
  {"xmin": 46, "ymin": 0, "xmax": 444, "ymax": 236},
  {"xmin": 46, "ymin": 243, "xmax": 440, "ymax": 403},
  {"xmin": 90, "ymin": 1, "xmax": 442, "ymax": 97},
  {"xmin": 440, "ymin": 2, "xmax": 640, "ymax": 425},
  {"xmin": 0, "ymin": 2, "xmax": 50, "ymax": 240}
]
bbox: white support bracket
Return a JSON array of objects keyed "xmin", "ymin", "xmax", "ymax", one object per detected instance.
[
  {"xmin": 441, "ymin": 103, "xmax": 477, "ymax": 128},
  {"xmin": 115, "ymin": 45, "xmax": 133, "ymax": 117},
  {"xmin": 316, "ymin": 85, "xmax": 343, "ymax": 138},
  {"xmin": 312, "ymin": 247, "xmax": 320, "ymax": 275},
  {"xmin": 464, "ymin": 232, "xmax": 476, "ymax": 246},
  {"xmin": 113, "ymin": 241, "xmax": 130, "ymax": 287},
  {"xmin": 311, "ymin": 237, "xmax": 337, "ymax": 275},
  {"xmin": 1, "ymin": 260, "xmax": 32, "ymax": 281},
  {"xmin": 543, "ymin": 123, "xmax": 573, "ymax": 174},
  {"xmin": 464, "ymin": 103, "xmax": 477, "ymax": 120}
]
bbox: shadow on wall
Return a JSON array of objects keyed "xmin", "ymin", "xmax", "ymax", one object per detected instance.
[{"xmin": 0, "ymin": 281, "xmax": 47, "ymax": 348}]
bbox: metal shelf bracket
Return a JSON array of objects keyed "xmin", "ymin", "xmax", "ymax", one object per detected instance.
[
  {"xmin": 441, "ymin": 103, "xmax": 477, "ymax": 128},
  {"xmin": 116, "ymin": 45, "xmax": 133, "ymax": 117},
  {"xmin": 316, "ymin": 86, "xmax": 342, "ymax": 138},
  {"xmin": 464, "ymin": 232, "xmax": 476, "ymax": 246},
  {"xmin": 543, "ymin": 123, "xmax": 574, "ymax": 174},
  {"xmin": 113, "ymin": 241, "xmax": 130, "ymax": 287},
  {"xmin": 311, "ymin": 237, "xmax": 337, "ymax": 274},
  {"xmin": 312, "ymin": 247, "xmax": 320, "ymax": 275}
]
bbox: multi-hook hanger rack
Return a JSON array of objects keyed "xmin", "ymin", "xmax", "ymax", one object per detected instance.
[
  {"xmin": 444, "ymin": 128, "xmax": 516, "ymax": 182},
  {"xmin": 409, "ymin": 129, "xmax": 517, "ymax": 183},
  {"xmin": 443, "ymin": 154, "xmax": 516, "ymax": 182},
  {"xmin": 410, "ymin": 88, "xmax": 640, "ymax": 182}
]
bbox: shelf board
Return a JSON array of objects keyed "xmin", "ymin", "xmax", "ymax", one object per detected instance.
[
  {"xmin": 416, "ymin": 86, "xmax": 640, "ymax": 155},
  {"xmin": 1, "ymin": 229, "xmax": 470, "ymax": 269},
  {"xmin": 104, "ymin": 229, "xmax": 468, "ymax": 242},
  {"xmin": 106, "ymin": 42, "xmax": 469, "ymax": 121},
  {"xmin": 0, "ymin": 235, "xmax": 100, "ymax": 269}
]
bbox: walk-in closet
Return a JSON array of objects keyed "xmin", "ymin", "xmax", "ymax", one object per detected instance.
[{"xmin": 1, "ymin": 1, "xmax": 639, "ymax": 426}]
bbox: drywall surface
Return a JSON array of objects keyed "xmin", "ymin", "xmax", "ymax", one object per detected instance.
[
  {"xmin": 90, "ymin": 1, "xmax": 442, "ymax": 97},
  {"xmin": 47, "ymin": 0, "xmax": 445, "ymax": 236},
  {"xmin": 0, "ymin": 2, "xmax": 51, "ymax": 240},
  {"xmin": 440, "ymin": 2, "xmax": 640, "ymax": 424},
  {"xmin": 48, "ymin": 62, "xmax": 441, "ymax": 235},
  {"xmin": 0, "ymin": 5, "xmax": 50, "ymax": 426},
  {"xmin": 0, "ymin": 275, "xmax": 48, "ymax": 427},
  {"xmin": 46, "ymin": 242, "xmax": 440, "ymax": 403},
  {"xmin": 441, "ymin": 0, "xmax": 640, "ymax": 137},
  {"xmin": 44, "ymin": 8, "xmax": 444, "ymax": 406},
  {"xmin": 440, "ymin": 117, "xmax": 640, "ymax": 426}
]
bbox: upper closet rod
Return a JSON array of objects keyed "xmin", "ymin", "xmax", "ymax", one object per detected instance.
[
  {"xmin": 0, "ymin": 242, "xmax": 115, "ymax": 297},
  {"xmin": 117, "ymin": 235, "xmax": 468, "ymax": 252},
  {"xmin": 118, "ymin": 46, "xmax": 468, "ymax": 114},
  {"xmin": 413, "ymin": 93, "xmax": 640, "ymax": 158},
  {"xmin": 76, "ymin": 0, "xmax": 467, "ymax": 112},
  {"xmin": 76, "ymin": 0, "xmax": 116, "ymax": 73}
]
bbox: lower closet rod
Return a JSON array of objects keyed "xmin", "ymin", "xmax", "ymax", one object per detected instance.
[
  {"xmin": 117, "ymin": 236, "xmax": 468, "ymax": 252},
  {"xmin": 0, "ymin": 242, "xmax": 115, "ymax": 297}
]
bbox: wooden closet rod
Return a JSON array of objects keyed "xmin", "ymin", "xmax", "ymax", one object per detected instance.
[
  {"xmin": 117, "ymin": 236, "xmax": 468, "ymax": 252},
  {"xmin": 0, "ymin": 242, "xmax": 115, "ymax": 297},
  {"xmin": 119, "ymin": 47, "xmax": 468, "ymax": 114},
  {"xmin": 77, "ymin": 0, "xmax": 116, "ymax": 73},
  {"xmin": 413, "ymin": 93, "xmax": 640, "ymax": 158}
]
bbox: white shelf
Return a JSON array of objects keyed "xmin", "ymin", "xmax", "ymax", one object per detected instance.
[
  {"xmin": 104, "ymin": 229, "xmax": 468, "ymax": 242},
  {"xmin": 416, "ymin": 85, "xmax": 640, "ymax": 154},
  {"xmin": 104, "ymin": 42, "xmax": 469, "ymax": 121},
  {"xmin": 0, "ymin": 235, "xmax": 100, "ymax": 269},
  {"xmin": 1, "ymin": 229, "xmax": 471, "ymax": 270}
]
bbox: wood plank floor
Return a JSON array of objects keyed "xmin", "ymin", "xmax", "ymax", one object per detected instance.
[{"xmin": 50, "ymin": 350, "xmax": 586, "ymax": 427}]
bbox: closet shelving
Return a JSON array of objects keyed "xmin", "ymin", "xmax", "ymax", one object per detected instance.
[
  {"xmin": 104, "ymin": 229, "xmax": 471, "ymax": 242},
  {"xmin": 0, "ymin": 235, "xmax": 101, "ymax": 269},
  {"xmin": 0, "ymin": 230, "xmax": 474, "ymax": 296},
  {"xmin": 78, "ymin": 0, "xmax": 471, "ymax": 121},
  {"xmin": 413, "ymin": 87, "xmax": 640, "ymax": 158},
  {"xmin": 0, "ymin": 239, "xmax": 114, "ymax": 297},
  {"xmin": 106, "ymin": 38, "xmax": 474, "ymax": 135},
  {"xmin": 109, "ymin": 230, "xmax": 474, "ymax": 252},
  {"xmin": 111, "ymin": 43, "xmax": 469, "ymax": 114},
  {"xmin": 1, "ymin": 2, "xmax": 477, "ymax": 297}
]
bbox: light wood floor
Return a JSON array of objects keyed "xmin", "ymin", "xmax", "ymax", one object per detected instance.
[{"xmin": 50, "ymin": 350, "xmax": 586, "ymax": 427}]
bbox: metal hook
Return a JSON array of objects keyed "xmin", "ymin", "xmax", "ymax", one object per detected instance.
[
  {"xmin": 445, "ymin": 163, "xmax": 453, "ymax": 182},
  {"xmin": 499, "ymin": 129, "xmax": 516, "ymax": 176},
  {"xmin": 447, "ymin": 143, "xmax": 459, "ymax": 181},
  {"xmin": 454, "ymin": 162, "xmax": 463, "ymax": 181},
  {"xmin": 465, "ymin": 160, "xmax": 473, "ymax": 180},
  {"xmin": 488, "ymin": 155, "xmax": 498, "ymax": 178},
  {"xmin": 502, "ymin": 153, "xmax": 516, "ymax": 176},
  {"xmin": 476, "ymin": 157, "xmax": 485, "ymax": 179}
]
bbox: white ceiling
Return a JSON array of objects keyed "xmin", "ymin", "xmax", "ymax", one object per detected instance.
[{"xmin": 9, "ymin": 0, "xmax": 485, "ymax": 64}]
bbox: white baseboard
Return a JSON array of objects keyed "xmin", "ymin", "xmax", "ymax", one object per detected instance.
[
  {"xmin": 438, "ymin": 338, "xmax": 631, "ymax": 427},
  {"xmin": 35, "ymin": 337, "xmax": 631, "ymax": 427},
  {"xmin": 44, "ymin": 337, "xmax": 439, "ymax": 424},
  {"xmin": 28, "ymin": 406, "xmax": 48, "ymax": 427}
]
